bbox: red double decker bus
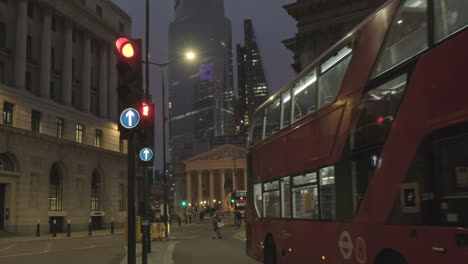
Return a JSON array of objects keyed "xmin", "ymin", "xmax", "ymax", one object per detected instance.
[{"xmin": 245, "ymin": 1, "xmax": 468, "ymax": 263}]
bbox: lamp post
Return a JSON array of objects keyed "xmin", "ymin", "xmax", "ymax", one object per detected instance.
[{"xmin": 147, "ymin": 51, "xmax": 196, "ymax": 238}]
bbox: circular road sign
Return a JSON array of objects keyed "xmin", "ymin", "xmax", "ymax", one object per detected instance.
[
  {"xmin": 139, "ymin": 148, "xmax": 153, "ymax": 162},
  {"xmin": 120, "ymin": 108, "xmax": 140, "ymax": 129}
]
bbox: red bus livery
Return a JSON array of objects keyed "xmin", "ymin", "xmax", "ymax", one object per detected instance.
[{"xmin": 245, "ymin": 0, "xmax": 468, "ymax": 264}]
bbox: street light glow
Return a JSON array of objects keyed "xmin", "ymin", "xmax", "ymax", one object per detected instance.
[{"xmin": 185, "ymin": 51, "xmax": 196, "ymax": 60}]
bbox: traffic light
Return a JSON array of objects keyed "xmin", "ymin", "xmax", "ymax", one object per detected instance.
[
  {"xmin": 115, "ymin": 37, "xmax": 143, "ymax": 138},
  {"xmin": 230, "ymin": 199, "xmax": 235, "ymax": 203},
  {"xmin": 137, "ymin": 102, "xmax": 155, "ymax": 166},
  {"xmin": 181, "ymin": 201, "xmax": 187, "ymax": 207}
]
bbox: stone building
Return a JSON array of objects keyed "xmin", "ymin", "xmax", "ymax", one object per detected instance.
[
  {"xmin": 0, "ymin": 0, "xmax": 131, "ymax": 235},
  {"xmin": 180, "ymin": 144, "xmax": 247, "ymax": 213},
  {"xmin": 283, "ymin": 0, "xmax": 385, "ymax": 73}
]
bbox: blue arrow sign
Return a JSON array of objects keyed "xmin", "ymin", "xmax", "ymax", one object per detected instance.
[
  {"xmin": 120, "ymin": 108, "xmax": 140, "ymax": 129},
  {"xmin": 139, "ymin": 148, "xmax": 153, "ymax": 162}
]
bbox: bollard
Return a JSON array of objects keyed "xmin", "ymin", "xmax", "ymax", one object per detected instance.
[
  {"xmin": 67, "ymin": 219, "xmax": 71, "ymax": 237},
  {"xmin": 36, "ymin": 219, "xmax": 40, "ymax": 237},
  {"xmin": 88, "ymin": 218, "xmax": 92, "ymax": 236},
  {"xmin": 178, "ymin": 216, "xmax": 181, "ymax": 227},
  {"xmin": 53, "ymin": 219, "xmax": 57, "ymax": 237},
  {"xmin": 111, "ymin": 217, "xmax": 114, "ymax": 234}
]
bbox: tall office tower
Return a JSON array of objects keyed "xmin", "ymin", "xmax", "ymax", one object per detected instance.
[
  {"xmin": 236, "ymin": 19, "xmax": 269, "ymax": 136},
  {"xmin": 168, "ymin": 0, "xmax": 235, "ymax": 203}
]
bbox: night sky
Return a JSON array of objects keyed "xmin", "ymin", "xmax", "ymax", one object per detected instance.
[{"xmin": 111, "ymin": 0, "xmax": 297, "ymax": 169}]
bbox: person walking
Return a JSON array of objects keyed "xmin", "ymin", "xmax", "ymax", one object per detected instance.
[{"xmin": 211, "ymin": 213, "xmax": 222, "ymax": 239}]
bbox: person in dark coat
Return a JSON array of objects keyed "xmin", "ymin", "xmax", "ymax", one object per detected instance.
[{"xmin": 211, "ymin": 213, "xmax": 222, "ymax": 239}]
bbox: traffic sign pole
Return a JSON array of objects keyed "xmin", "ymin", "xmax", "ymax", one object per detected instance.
[{"xmin": 127, "ymin": 132, "xmax": 136, "ymax": 264}]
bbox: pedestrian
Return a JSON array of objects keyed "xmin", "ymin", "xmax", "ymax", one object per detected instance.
[
  {"xmin": 237, "ymin": 211, "xmax": 242, "ymax": 227},
  {"xmin": 211, "ymin": 213, "xmax": 222, "ymax": 239}
]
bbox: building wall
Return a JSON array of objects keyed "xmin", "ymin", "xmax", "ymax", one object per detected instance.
[
  {"xmin": 0, "ymin": 0, "xmax": 131, "ymax": 234},
  {"xmin": 283, "ymin": 0, "xmax": 385, "ymax": 73}
]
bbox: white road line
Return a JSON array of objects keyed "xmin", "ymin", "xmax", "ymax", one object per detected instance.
[
  {"xmin": 72, "ymin": 244, "xmax": 112, "ymax": 250},
  {"xmin": 0, "ymin": 250, "xmax": 48, "ymax": 258},
  {"xmin": 163, "ymin": 241, "xmax": 179, "ymax": 264},
  {"xmin": 0, "ymin": 244, "xmax": 15, "ymax": 252}
]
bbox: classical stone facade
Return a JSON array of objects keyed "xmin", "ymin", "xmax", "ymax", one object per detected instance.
[
  {"xmin": 0, "ymin": 0, "xmax": 131, "ymax": 234},
  {"xmin": 283, "ymin": 0, "xmax": 385, "ymax": 73},
  {"xmin": 180, "ymin": 144, "xmax": 247, "ymax": 212}
]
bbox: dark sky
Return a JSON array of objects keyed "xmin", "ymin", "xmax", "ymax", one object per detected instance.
[{"xmin": 111, "ymin": 0, "xmax": 297, "ymax": 169}]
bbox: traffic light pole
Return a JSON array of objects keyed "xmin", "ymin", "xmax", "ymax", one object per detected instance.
[{"xmin": 128, "ymin": 132, "xmax": 136, "ymax": 264}]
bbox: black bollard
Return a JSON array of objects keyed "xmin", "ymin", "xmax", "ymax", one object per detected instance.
[
  {"xmin": 67, "ymin": 219, "xmax": 71, "ymax": 237},
  {"xmin": 53, "ymin": 219, "xmax": 57, "ymax": 237},
  {"xmin": 36, "ymin": 219, "xmax": 40, "ymax": 237},
  {"xmin": 88, "ymin": 218, "xmax": 92, "ymax": 236},
  {"xmin": 111, "ymin": 217, "xmax": 114, "ymax": 234},
  {"xmin": 178, "ymin": 216, "xmax": 181, "ymax": 227}
]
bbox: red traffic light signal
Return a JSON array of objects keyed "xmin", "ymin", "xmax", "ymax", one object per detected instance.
[
  {"xmin": 115, "ymin": 38, "xmax": 135, "ymax": 59},
  {"xmin": 142, "ymin": 103, "xmax": 150, "ymax": 117}
]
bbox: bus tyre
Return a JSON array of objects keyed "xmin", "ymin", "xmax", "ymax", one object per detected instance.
[
  {"xmin": 264, "ymin": 236, "xmax": 277, "ymax": 264},
  {"xmin": 375, "ymin": 251, "xmax": 407, "ymax": 264}
]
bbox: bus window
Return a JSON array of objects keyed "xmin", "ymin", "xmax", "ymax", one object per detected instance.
[
  {"xmin": 318, "ymin": 46, "xmax": 352, "ymax": 107},
  {"xmin": 253, "ymin": 183, "xmax": 263, "ymax": 217},
  {"xmin": 433, "ymin": 0, "xmax": 468, "ymax": 42},
  {"xmin": 248, "ymin": 111, "xmax": 265, "ymax": 146},
  {"xmin": 372, "ymin": 0, "xmax": 428, "ymax": 78},
  {"xmin": 263, "ymin": 180, "xmax": 280, "ymax": 218},
  {"xmin": 265, "ymin": 99, "xmax": 281, "ymax": 137},
  {"xmin": 320, "ymin": 166, "xmax": 336, "ymax": 220},
  {"xmin": 281, "ymin": 177, "xmax": 291, "ymax": 218},
  {"xmin": 292, "ymin": 173, "xmax": 319, "ymax": 219},
  {"xmin": 281, "ymin": 91, "xmax": 291, "ymax": 129},
  {"xmin": 388, "ymin": 123, "xmax": 468, "ymax": 228},
  {"xmin": 292, "ymin": 70, "xmax": 317, "ymax": 122}
]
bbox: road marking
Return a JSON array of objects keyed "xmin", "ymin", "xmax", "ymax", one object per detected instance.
[
  {"xmin": 163, "ymin": 241, "xmax": 179, "ymax": 264},
  {"xmin": 0, "ymin": 250, "xmax": 48, "ymax": 258},
  {"xmin": 72, "ymin": 244, "xmax": 112, "ymax": 250},
  {"xmin": 0, "ymin": 244, "xmax": 14, "ymax": 252}
]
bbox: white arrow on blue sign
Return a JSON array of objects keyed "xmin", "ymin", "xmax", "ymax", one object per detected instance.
[
  {"xmin": 120, "ymin": 108, "xmax": 140, "ymax": 129},
  {"xmin": 139, "ymin": 148, "xmax": 153, "ymax": 162}
]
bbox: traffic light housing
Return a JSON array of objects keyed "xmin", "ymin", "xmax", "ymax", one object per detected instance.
[
  {"xmin": 115, "ymin": 37, "xmax": 144, "ymax": 138},
  {"xmin": 137, "ymin": 102, "xmax": 155, "ymax": 166}
]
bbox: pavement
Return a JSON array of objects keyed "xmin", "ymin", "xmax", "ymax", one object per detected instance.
[{"xmin": 120, "ymin": 216, "xmax": 258, "ymax": 264}]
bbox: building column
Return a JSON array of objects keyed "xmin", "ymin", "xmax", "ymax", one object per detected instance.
[
  {"xmin": 232, "ymin": 169, "xmax": 237, "ymax": 192},
  {"xmin": 39, "ymin": 11, "xmax": 52, "ymax": 98},
  {"xmin": 108, "ymin": 50, "xmax": 118, "ymax": 121},
  {"xmin": 81, "ymin": 35, "xmax": 91, "ymax": 112},
  {"xmin": 197, "ymin": 170, "xmax": 203, "ymax": 206},
  {"xmin": 209, "ymin": 170, "xmax": 214, "ymax": 208},
  {"xmin": 242, "ymin": 169, "xmax": 247, "ymax": 191},
  {"xmin": 14, "ymin": 0, "xmax": 28, "ymax": 90},
  {"xmin": 61, "ymin": 20, "xmax": 73, "ymax": 105},
  {"xmin": 186, "ymin": 172, "xmax": 191, "ymax": 203},
  {"xmin": 99, "ymin": 44, "xmax": 108, "ymax": 118},
  {"xmin": 220, "ymin": 169, "xmax": 226, "ymax": 211}
]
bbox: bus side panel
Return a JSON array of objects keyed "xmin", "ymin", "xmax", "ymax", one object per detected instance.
[
  {"xmin": 255, "ymin": 135, "xmax": 288, "ymax": 181},
  {"xmin": 356, "ymin": 29, "xmax": 468, "ymax": 263}
]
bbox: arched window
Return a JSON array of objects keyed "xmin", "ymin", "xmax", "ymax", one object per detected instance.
[
  {"xmin": 0, "ymin": 154, "xmax": 13, "ymax": 171},
  {"xmin": 91, "ymin": 171, "xmax": 101, "ymax": 211},
  {"xmin": 49, "ymin": 163, "xmax": 63, "ymax": 211}
]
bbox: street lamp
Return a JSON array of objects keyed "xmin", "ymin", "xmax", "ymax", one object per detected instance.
[{"xmin": 147, "ymin": 51, "xmax": 196, "ymax": 237}]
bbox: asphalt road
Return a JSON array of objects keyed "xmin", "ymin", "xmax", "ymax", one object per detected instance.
[
  {"xmin": 0, "ymin": 233, "xmax": 125, "ymax": 264},
  {"xmin": 171, "ymin": 217, "xmax": 259, "ymax": 264}
]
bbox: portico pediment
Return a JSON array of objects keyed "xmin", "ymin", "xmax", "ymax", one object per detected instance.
[{"xmin": 184, "ymin": 144, "xmax": 246, "ymax": 162}]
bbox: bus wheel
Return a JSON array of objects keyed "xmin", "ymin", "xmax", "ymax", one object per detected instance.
[
  {"xmin": 264, "ymin": 235, "xmax": 277, "ymax": 264},
  {"xmin": 375, "ymin": 250, "xmax": 408, "ymax": 264}
]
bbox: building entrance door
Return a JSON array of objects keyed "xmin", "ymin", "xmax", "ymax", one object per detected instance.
[{"xmin": 0, "ymin": 184, "xmax": 5, "ymax": 229}]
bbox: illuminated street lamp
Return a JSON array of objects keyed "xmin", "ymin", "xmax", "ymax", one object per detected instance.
[
  {"xmin": 213, "ymin": 199, "xmax": 216, "ymax": 203},
  {"xmin": 185, "ymin": 51, "xmax": 196, "ymax": 61}
]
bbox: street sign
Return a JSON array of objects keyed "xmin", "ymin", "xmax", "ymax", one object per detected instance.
[
  {"xmin": 139, "ymin": 148, "xmax": 153, "ymax": 162},
  {"xmin": 120, "ymin": 108, "xmax": 140, "ymax": 129}
]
